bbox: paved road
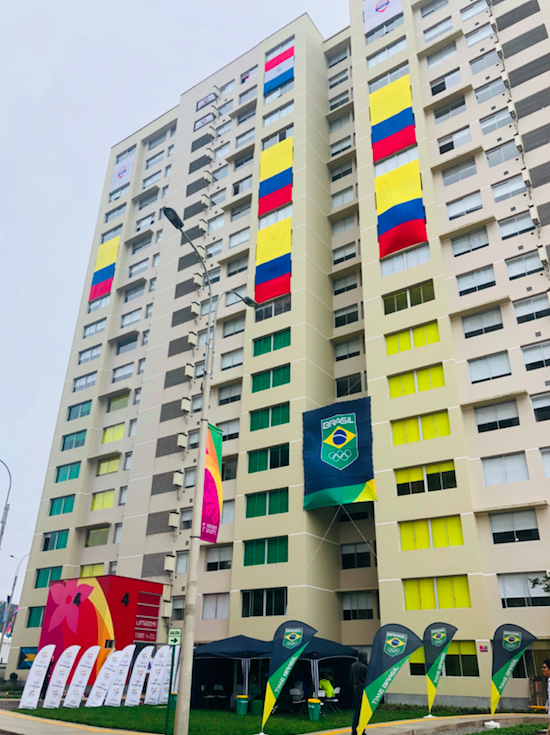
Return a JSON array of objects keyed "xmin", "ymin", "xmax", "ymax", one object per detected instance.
[{"xmin": 0, "ymin": 710, "xmax": 546, "ymax": 735}]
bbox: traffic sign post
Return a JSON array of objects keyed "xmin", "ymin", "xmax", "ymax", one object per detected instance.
[{"xmin": 165, "ymin": 630, "xmax": 181, "ymax": 735}]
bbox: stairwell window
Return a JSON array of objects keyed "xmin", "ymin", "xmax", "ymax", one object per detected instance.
[
  {"xmin": 331, "ymin": 161, "xmax": 353, "ymax": 182},
  {"xmin": 329, "ymin": 90, "xmax": 349, "ymax": 110},
  {"xmin": 328, "ymin": 48, "xmax": 348, "ymax": 68},
  {"xmin": 342, "ymin": 592, "xmax": 374, "ymax": 620},
  {"xmin": 334, "ymin": 304, "xmax": 359, "ymax": 327},
  {"xmin": 329, "ymin": 69, "xmax": 349, "ymax": 88},
  {"xmin": 336, "ymin": 374, "xmax": 362, "ymax": 397},
  {"xmin": 332, "ymin": 187, "xmax": 354, "ymax": 209}
]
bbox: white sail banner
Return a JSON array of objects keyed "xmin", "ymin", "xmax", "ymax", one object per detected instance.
[
  {"xmin": 63, "ymin": 645, "xmax": 101, "ymax": 708},
  {"xmin": 105, "ymin": 644, "xmax": 136, "ymax": 707},
  {"xmin": 125, "ymin": 646, "xmax": 154, "ymax": 707},
  {"xmin": 86, "ymin": 650, "xmax": 121, "ymax": 708},
  {"xmin": 159, "ymin": 646, "xmax": 179, "ymax": 704},
  {"xmin": 43, "ymin": 645, "xmax": 80, "ymax": 709},
  {"xmin": 144, "ymin": 645, "xmax": 170, "ymax": 705},
  {"xmin": 19, "ymin": 644, "xmax": 55, "ymax": 710}
]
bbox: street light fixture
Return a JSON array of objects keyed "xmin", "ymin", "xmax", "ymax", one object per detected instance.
[
  {"xmin": 163, "ymin": 208, "xmax": 256, "ymax": 735},
  {"xmin": 0, "ymin": 459, "xmax": 13, "ymax": 552},
  {"xmin": 0, "ymin": 553, "xmax": 29, "ymax": 664}
]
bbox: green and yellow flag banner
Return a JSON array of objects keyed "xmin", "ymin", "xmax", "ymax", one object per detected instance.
[
  {"xmin": 261, "ymin": 620, "xmax": 317, "ymax": 732},
  {"xmin": 358, "ymin": 624, "xmax": 422, "ymax": 733},
  {"xmin": 491, "ymin": 624, "xmax": 536, "ymax": 715},
  {"xmin": 423, "ymin": 623, "xmax": 457, "ymax": 712}
]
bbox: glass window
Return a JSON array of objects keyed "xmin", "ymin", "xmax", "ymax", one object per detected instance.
[
  {"xmin": 73, "ymin": 373, "xmax": 96, "ymax": 392},
  {"xmin": 431, "ymin": 68, "xmax": 461, "ymax": 95},
  {"xmin": 482, "ymin": 453, "xmax": 529, "ymax": 486},
  {"xmin": 468, "ymin": 352, "xmax": 511, "ymax": 383},
  {"xmin": 475, "ymin": 401, "xmax": 519, "ymax": 433},
  {"xmin": 486, "ymin": 140, "xmax": 519, "ymax": 167},
  {"xmin": 506, "ymin": 251, "xmax": 544, "ymax": 280},
  {"xmin": 369, "ymin": 63, "xmax": 409, "ymax": 93},
  {"xmin": 434, "ymin": 96, "xmax": 466, "ymax": 124},
  {"xmin": 451, "ymin": 227, "xmax": 488, "ymax": 256},
  {"xmin": 427, "ymin": 42, "xmax": 457, "ymax": 69},
  {"xmin": 368, "ymin": 37, "xmax": 407, "ymax": 68},
  {"xmin": 475, "ymin": 78, "xmax": 506, "ymax": 104}
]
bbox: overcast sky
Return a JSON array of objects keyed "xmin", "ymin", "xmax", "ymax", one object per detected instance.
[{"xmin": 0, "ymin": 0, "xmax": 350, "ymax": 604}]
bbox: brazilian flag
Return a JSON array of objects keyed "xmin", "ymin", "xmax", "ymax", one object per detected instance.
[
  {"xmin": 261, "ymin": 620, "xmax": 317, "ymax": 732},
  {"xmin": 491, "ymin": 624, "xmax": 536, "ymax": 715},
  {"xmin": 423, "ymin": 623, "xmax": 457, "ymax": 713}
]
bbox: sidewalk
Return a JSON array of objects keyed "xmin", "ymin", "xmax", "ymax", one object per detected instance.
[{"xmin": 0, "ymin": 710, "xmax": 546, "ymax": 735}]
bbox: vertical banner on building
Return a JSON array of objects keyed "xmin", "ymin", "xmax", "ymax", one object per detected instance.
[
  {"xmin": 491, "ymin": 624, "xmax": 536, "ymax": 715},
  {"xmin": 144, "ymin": 645, "xmax": 170, "ymax": 705},
  {"xmin": 200, "ymin": 424, "xmax": 223, "ymax": 543},
  {"xmin": 423, "ymin": 623, "xmax": 457, "ymax": 713},
  {"xmin": 358, "ymin": 624, "xmax": 422, "ymax": 732},
  {"xmin": 363, "ymin": 0, "xmax": 403, "ymax": 33},
  {"xmin": 110, "ymin": 153, "xmax": 134, "ymax": 192},
  {"xmin": 261, "ymin": 621, "xmax": 317, "ymax": 733},
  {"xmin": 63, "ymin": 645, "xmax": 101, "ymax": 708},
  {"xmin": 85, "ymin": 650, "xmax": 120, "ymax": 707},
  {"xmin": 19, "ymin": 644, "xmax": 55, "ymax": 710},
  {"xmin": 303, "ymin": 397, "xmax": 377, "ymax": 510},
  {"xmin": 105, "ymin": 644, "xmax": 136, "ymax": 707},
  {"xmin": 125, "ymin": 645, "xmax": 154, "ymax": 706},
  {"xmin": 43, "ymin": 645, "xmax": 80, "ymax": 709}
]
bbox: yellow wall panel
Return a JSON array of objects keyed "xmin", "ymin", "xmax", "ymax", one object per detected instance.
[
  {"xmin": 256, "ymin": 218, "xmax": 292, "ymax": 265},
  {"xmin": 259, "ymin": 137, "xmax": 293, "ymax": 181}
]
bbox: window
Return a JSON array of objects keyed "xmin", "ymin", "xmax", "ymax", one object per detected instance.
[
  {"xmin": 400, "ymin": 516, "xmax": 463, "ymax": 550},
  {"xmin": 210, "ymin": 192, "xmax": 227, "ymax": 210},
  {"xmin": 333, "ymin": 242, "xmax": 356, "ymax": 264},
  {"xmin": 88, "ymin": 294, "xmax": 110, "ymax": 313},
  {"xmin": 374, "ymin": 147, "xmax": 418, "ymax": 177},
  {"xmin": 329, "ymin": 90, "xmax": 350, "ymax": 110},
  {"xmin": 439, "ymin": 127, "xmax": 471, "ymax": 155},
  {"xmin": 119, "ymin": 486, "xmax": 127, "ymax": 505},
  {"xmin": 233, "ymin": 176, "xmax": 252, "ymax": 196},
  {"xmin": 134, "ymin": 388, "xmax": 141, "ymax": 404},
  {"xmin": 142, "ymin": 171, "xmax": 161, "ymax": 190},
  {"xmin": 205, "ymin": 241, "xmax": 222, "ymax": 259},
  {"xmin": 499, "ymin": 212, "xmax": 535, "ymax": 239},
  {"xmin": 113, "ymin": 523, "xmax": 122, "ymax": 544},
  {"xmin": 259, "ymin": 204, "xmax": 292, "ymax": 229},
  {"xmin": 404, "ymin": 576, "xmax": 471, "ymax": 609},
  {"xmin": 486, "ymin": 141, "xmax": 519, "ymax": 168},
  {"xmin": 451, "ymin": 227, "xmax": 488, "ymax": 256},
  {"xmin": 203, "ymin": 593, "xmax": 230, "ymax": 620},
  {"xmin": 235, "ymin": 151, "xmax": 253, "ymax": 170},
  {"xmin": 91, "ymin": 489, "xmax": 114, "ymax": 510},
  {"xmin": 50, "ymin": 494, "xmax": 75, "ymax": 516},
  {"xmin": 129, "ymin": 259, "xmax": 148, "ymax": 279},
  {"xmin": 515, "ymin": 294, "xmax": 550, "ymax": 323},
  {"xmin": 213, "ymin": 165, "xmax": 228, "ymax": 181},
  {"xmin": 493, "ymin": 175, "xmax": 528, "ymax": 203},
  {"xmin": 218, "ymin": 100, "xmax": 233, "ymax": 116},
  {"xmin": 522, "ymin": 340, "xmax": 550, "ymax": 371},
  {"xmin": 266, "ymin": 37, "xmax": 294, "ymax": 62},
  {"xmin": 223, "ymin": 317, "xmax": 245, "ymax": 339},
  {"xmin": 105, "ymin": 203, "xmax": 126, "ymax": 223},
  {"xmin": 465, "ymin": 24, "xmax": 493, "ymax": 47},
  {"xmin": 62, "ymin": 430, "xmax": 86, "ymax": 451},
  {"xmin": 383, "ymin": 280, "xmax": 435, "ymax": 314},
  {"xmin": 335, "ymin": 338, "xmax": 361, "ymax": 361},
  {"xmin": 392, "ymin": 410, "xmax": 450, "ymax": 444},
  {"xmin": 369, "ymin": 63, "xmax": 409, "ymax": 93},
  {"xmin": 148, "ymin": 131, "xmax": 166, "ymax": 150},
  {"xmin": 396, "ymin": 461, "xmax": 456, "ymax": 495},
  {"xmin": 263, "ymin": 125, "xmax": 293, "ymax": 150},
  {"xmin": 462, "ymin": 307, "xmax": 503, "ymax": 338},
  {"xmin": 86, "ymin": 526, "xmax": 109, "ymax": 547},
  {"xmin": 219, "ymin": 419, "xmax": 239, "ymax": 441},
  {"xmin": 108, "ymin": 393, "xmax": 129, "ymax": 412},
  {"xmin": 221, "ymin": 500, "xmax": 235, "ymax": 524},
  {"xmin": 97, "ymin": 457, "xmax": 119, "ymax": 476},
  {"xmin": 366, "ymin": 13, "xmax": 404, "ymax": 44},
  {"xmin": 341, "ymin": 543, "xmax": 370, "ymax": 569},
  {"xmin": 113, "ymin": 363, "xmax": 133, "ymax": 383},
  {"xmin": 410, "ymin": 641, "xmax": 479, "ymax": 677},
  {"xmin": 543, "ymin": 449, "xmax": 550, "ymax": 478},
  {"xmin": 229, "ymin": 228, "xmax": 250, "ymax": 249},
  {"xmin": 43, "ymin": 530, "xmax": 68, "ymax": 551},
  {"xmin": 263, "ymin": 101, "xmax": 294, "ymax": 127},
  {"xmin": 138, "ymin": 358, "xmax": 146, "ymax": 375},
  {"xmin": 231, "ymin": 201, "xmax": 251, "ymax": 221},
  {"xmin": 336, "ymin": 373, "xmax": 362, "ymax": 397},
  {"xmin": 27, "ymin": 607, "xmax": 45, "ymax": 628},
  {"xmin": 532, "ymin": 393, "xmax": 550, "ymax": 423},
  {"xmin": 206, "ymin": 546, "xmax": 232, "ymax": 571},
  {"xmin": 342, "ymin": 592, "xmax": 374, "ymax": 621},
  {"xmin": 470, "ymin": 50, "xmax": 499, "ymax": 75},
  {"xmin": 188, "ymin": 430, "xmax": 199, "ymax": 450},
  {"xmin": 490, "ymin": 510, "xmax": 539, "ymax": 544},
  {"xmin": 180, "ymin": 508, "xmax": 193, "ymax": 530},
  {"xmin": 35, "ymin": 567, "xmax": 62, "ymax": 589},
  {"xmin": 333, "ymin": 272, "xmax": 358, "ymax": 295},
  {"xmin": 128, "ymin": 419, "xmax": 137, "ymax": 438},
  {"xmin": 133, "ymin": 235, "xmax": 152, "ymax": 254},
  {"xmin": 332, "ymin": 187, "xmax": 354, "ymax": 209},
  {"xmin": 226, "ymin": 287, "xmax": 246, "ymax": 307},
  {"xmin": 116, "ymin": 145, "xmax": 135, "ymax": 164},
  {"xmin": 208, "ymin": 214, "xmax": 224, "ymax": 232},
  {"xmin": 334, "ymin": 304, "xmax": 359, "ymax": 327},
  {"xmin": 255, "ymin": 294, "xmax": 291, "ymax": 322},
  {"xmin": 328, "ymin": 48, "xmax": 348, "ymax": 67},
  {"xmin": 329, "ymin": 69, "xmax": 349, "ymax": 88},
  {"xmin": 381, "ymin": 243, "xmax": 430, "ymax": 276},
  {"xmin": 475, "ymin": 79, "xmax": 506, "ymax": 104},
  {"xmin": 149, "ymin": 278, "xmax": 156, "ymax": 293},
  {"xmin": 368, "ymin": 37, "xmax": 407, "ymax": 69},
  {"xmin": 499, "ymin": 573, "xmax": 550, "ymax": 608},
  {"xmin": 246, "ymin": 488, "xmax": 288, "ymax": 518},
  {"xmin": 457, "ymin": 265, "xmax": 495, "ymax": 295},
  {"xmin": 424, "ymin": 17, "xmax": 452, "ymax": 43},
  {"xmin": 241, "ymin": 66, "xmax": 258, "ymax": 84},
  {"xmin": 447, "ymin": 192, "xmax": 482, "ymax": 220},
  {"xmin": 227, "ymin": 257, "xmax": 248, "ymax": 279},
  {"xmin": 136, "ymin": 212, "xmax": 155, "ymax": 231},
  {"xmin": 73, "ymin": 373, "xmax": 96, "ymax": 392},
  {"xmin": 214, "ymin": 142, "xmax": 230, "ymax": 160},
  {"xmin": 475, "ymin": 400, "xmax": 519, "ymax": 433},
  {"xmin": 431, "ymin": 68, "xmax": 461, "ymax": 95},
  {"xmin": 80, "ymin": 564, "xmax": 104, "ymax": 578},
  {"xmin": 177, "ymin": 551, "xmax": 189, "ymax": 576},
  {"xmin": 421, "ymin": 0, "xmax": 448, "ymax": 17},
  {"xmin": 152, "ymin": 253, "xmax": 159, "ymax": 267},
  {"xmin": 250, "ymin": 403, "xmax": 290, "ymax": 432},
  {"xmin": 78, "ymin": 344, "xmax": 101, "ymax": 365},
  {"xmin": 507, "ymin": 252, "xmax": 543, "ymax": 280},
  {"xmin": 248, "ymin": 444, "xmax": 290, "ymax": 473},
  {"xmin": 482, "ymin": 452, "xmax": 529, "ymax": 486},
  {"xmin": 333, "ymin": 214, "xmax": 355, "ymax": 236},
  {"xmin": 480, "ymin": 109, "xmax": 512, "ymax": 135},
  {"xmin": 427, "ymin": 42, "xmax": 457, "ymax": 69},
  {"xmin": 253, "ymin": 328, "xmax": 291, "ymax": 356},
  {"xmin": 435, "ymin": 96, "xmax": 466, "ymax": 124},
  {"xmin": 101, "ymin": 225, "xmax": 122, "ymax": 243},
  {"xmin": 461, "ymin": 0, "xmax": 487, "ymax": 19},
  {"xmin": 251, "ymin": 365, "xmax": 291, "ymax": 392},
  {"xmin": 170, "ymin": 597, "xmax": 184, "ymax": 622},
  {"xmin": 126, "ymin": 451, "xmax": 134, "ymax": 467},
  {"xmin": 83, "ymin": 318, "xmax": 106, "ymax": 338},
  {"xmin": 468, "ymin": 352, "xmax": 511, "ymax": 383},
  {"xmin": 237, "ymin": 108, "xmax": 256, "ymax": 126},
  {"xmin": 242, "ymin": 588, "xmax": 287, "ymax": 617},
  {"xmin": 330, "ymin": 114, "xmax": 350, "ymax": 133},
  {"xmin": 331, "ymin": 160, "xmax": 353, "ymax": 182},
  {"xmin": 265, "ymin": 79, "xmax": 294, "ymax": 104},
  {"xmin": 67, "ymin": 400, "xmax": 91, "ymax": 421},
  {"xmin": 167, "ymin": 144, "xmax": 174, "ymax": 156},
  {"xmin": 244, "ymin": 536, "xmax": 288, "ymax": 566},
  {"xmin": 389, "ymin": 364, "xmax": 445, "ymax": 398},
  {"xmin": 219, "ymin": 383, "xmax": 242, "ymax": 405},
  {"xmin": 222, "ymin": 457, "xmax": 237, "ymax": 481},
  {"xmin": 219, "ymin": 79, "xmax": 234, "ymax": 94},
  {"xmin": 191, "ymin": 395, "xmax": 202, "ymax": 413},
  {"xmin": 194, "ymin": 362, "xmax": 205, "ymax": 379},
  {"xmin": 125, "ymin": 283, "xmax": 145, "ymax": 302},
  {"xmin": 386, "ymin": 321, "xmax": 440, "ymax": 354},
  {"xmin": 146, "ymin": 151, "xmax": 163, "ymax": 170}
]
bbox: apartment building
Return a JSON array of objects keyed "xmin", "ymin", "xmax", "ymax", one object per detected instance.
[{"xmin": 8, "ymin": 0, "xmax": 550, "ymax": 706}]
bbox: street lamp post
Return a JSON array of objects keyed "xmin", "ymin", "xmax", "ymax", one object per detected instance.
[
  {"xmin": 0, "ymin": 460, "xmax": 13, "ymax": 552},
  {"xmin": 163, "ymin": 208, "xmax": 256, "ymax": 735},
  {"xmin": 0, "ymin": 554, "xmax": 29, "ymax": 664}
]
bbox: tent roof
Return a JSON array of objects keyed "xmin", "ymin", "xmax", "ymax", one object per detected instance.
[{"xmin": 194, "ymin": 634, "xmax": 357, "ymax": 661}]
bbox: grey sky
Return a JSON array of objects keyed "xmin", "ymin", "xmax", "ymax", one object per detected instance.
[{"xmin": 0, "ymin": 0, "xmax": 350, "ymax": 602}]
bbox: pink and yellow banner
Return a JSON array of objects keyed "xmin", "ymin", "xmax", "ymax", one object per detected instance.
[{"xmin": 201, "ymin": 424, "xmax": 223, "ymax": 543}]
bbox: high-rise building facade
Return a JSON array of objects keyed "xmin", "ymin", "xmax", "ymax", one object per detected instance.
[{"xmin": 9, "ymin": 0, "xmax": 550, "ymax": 706}]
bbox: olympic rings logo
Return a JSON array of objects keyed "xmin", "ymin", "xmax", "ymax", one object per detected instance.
[{"xmin": 328, "ymin": 450, "xmax": 352, "ymax": 461}]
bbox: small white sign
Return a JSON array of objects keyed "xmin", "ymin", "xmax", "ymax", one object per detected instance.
[{"xmin": 168, "ymin": 629, "xmax": 182, "ymax": 646}]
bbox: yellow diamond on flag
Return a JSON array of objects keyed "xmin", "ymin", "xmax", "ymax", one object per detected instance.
[{"xmin": 323, "ymin": 425, "xmax": 356, "ymax": 448}]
